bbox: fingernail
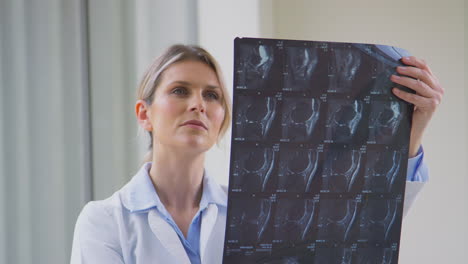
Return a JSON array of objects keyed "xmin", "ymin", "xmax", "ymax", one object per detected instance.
[
  {"xmin": 391, "ymin": 75, "xmax": 400, "ymax": 80},
  {"xmin": 397, "ymin": 66, "xmax": 406, "ymax": 71},
  {"xmin": 403, "ymin": 57, "xmax": 411, "ymax": 61}
]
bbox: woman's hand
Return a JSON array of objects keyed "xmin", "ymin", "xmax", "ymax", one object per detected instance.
[{"xmin": 390, "ymin": 56, "xmax": 444, "ymax": 157}]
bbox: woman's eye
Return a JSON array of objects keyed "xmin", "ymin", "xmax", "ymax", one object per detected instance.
[
  {"xmin": 205, "ymin": 91, "xmax": 220, "ymax": 100},
  {"xmin": 172, "ymin": 87, "xmax": 188, "ymax": 95}
]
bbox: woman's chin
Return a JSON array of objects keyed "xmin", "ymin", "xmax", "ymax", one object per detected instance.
[{"xmin": 175, "ymin": 136, "xmax": 214, "ymax": 152}]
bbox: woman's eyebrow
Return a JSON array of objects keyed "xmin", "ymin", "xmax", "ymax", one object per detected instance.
[
  {"xmin": 205, "ymin": 84, "xmax": 220, "ymax": 90},
  {"xmin": 171, "ymin": 80, "xmax": 192, "ymax": 86},
  {"xmin": 171, "ymin": 80, "xmax": 220, "ymax": 90}
]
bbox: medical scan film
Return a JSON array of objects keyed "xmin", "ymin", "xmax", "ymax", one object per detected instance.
[{"xmin": 223, "ymin": 38, "xmax": 414, "ymax": 264}]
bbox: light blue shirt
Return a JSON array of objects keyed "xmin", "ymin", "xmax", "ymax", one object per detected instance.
[{"xmin": 406, "ymin": 146, "xmax": 428, "ymax": 182}]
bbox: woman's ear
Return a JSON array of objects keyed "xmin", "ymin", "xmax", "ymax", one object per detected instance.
[{"xmin": 136, "ymin": 100, "xmax": 153, "ymax": 131}]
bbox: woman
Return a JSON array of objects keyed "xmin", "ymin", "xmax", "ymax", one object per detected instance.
[{"xmin": 70, "ymin": 45, "xmax": 443, "ymax": 263}]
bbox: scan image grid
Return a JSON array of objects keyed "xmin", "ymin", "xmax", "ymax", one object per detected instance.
[{"xmin": 223, "ymin": 38, "xmax": 413, "ymax": 264}]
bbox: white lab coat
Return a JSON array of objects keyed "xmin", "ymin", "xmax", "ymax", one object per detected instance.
[
  {"xmin": 70, "ymin": 165, "xmax": 424, "ymax": 264},
  {"xmin": 71, "ymin": 163, "xmax": 227, "ymax": 264}
]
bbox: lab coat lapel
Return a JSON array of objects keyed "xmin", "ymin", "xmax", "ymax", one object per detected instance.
[
  {"xmin": 147, "ymin": 210, "xmax": 190, "ymax": 264},
  {"xmin": 200, "ymin": 204, "xmax": 218, "ymax": 261}
]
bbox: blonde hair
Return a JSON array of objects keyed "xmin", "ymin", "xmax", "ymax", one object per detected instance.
[{"xmin": 137, "ymin": 44, "xmax": 232, "ymax": 163}]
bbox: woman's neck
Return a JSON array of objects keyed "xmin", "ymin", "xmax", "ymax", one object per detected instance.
[{"xmin": 149, "ymin": 148, "xmax": 205, "ymax": 211}]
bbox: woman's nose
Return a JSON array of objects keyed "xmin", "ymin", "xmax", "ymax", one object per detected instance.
[{"xmin": 189, "ymin": 94, "xmax": 206, "ymax": 113}]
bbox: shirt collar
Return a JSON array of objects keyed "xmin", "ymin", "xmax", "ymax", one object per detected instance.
[
  {"xmin": 199, "ymin": 168, "xmax": 228, "ymax": 209},
  {"xmin": 121, "ymin": 162, "xmax": 227, "ymax": 213}
]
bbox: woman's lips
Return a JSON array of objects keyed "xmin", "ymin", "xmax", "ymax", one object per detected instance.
[{"xmin": 181, "ymin": 120, "xmax": 207, "ymax": 130}]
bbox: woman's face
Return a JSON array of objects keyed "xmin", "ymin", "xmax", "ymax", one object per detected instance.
[{"xmin": 143, "ymin": 60, "xmax": 225, "ymax": 153}]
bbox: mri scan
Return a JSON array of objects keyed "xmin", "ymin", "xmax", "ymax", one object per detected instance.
[
  {"xmin": 281, "ymin": 98, "xmax": 321, "ymax": 142},
  {"xmin": 364, "ymin": 150, "xmax": 403, "ymax": 193},
  {"xmin": 274, "ymin": 199, "xmax": 317, "ymax": 243},
  {"xmin": 228, "ymin": 197, "xmax": 273, "ymax": 244},
  {"xmin": 224, "ymin": 38, "xmax": 413, "ymax": 263},
  {"xmin": 232, "ymin": 146, "xmax": 276, "ymax": 192},
  {"xmin": 368, "ymin": 101, "xmax": 404, "ymax": 144},
  {"xmin": 237, "ymin": 44, "xmax": 279, "ymax": 90},
  {"xmin": 326, "ymin": 99, "xmax": 365, "ymax": 144},
  {"xmin": 354, "ymin": 248, "xmax": 395, "ymax": 264},
  {"xmin": 359, "ymin": 199, "xmax": 401, "ymax": 242},
  {"xmin": 329, "ymin": 47, "xmax": 363, "ymax": 93},
  {"xmin": 370, "ymin": 65, "xmax": 396, "ymax": 95},
  {"xmin": 277, "ymin": 148, "xmax": 320, "ymax": 193},
  {"xmin": 317, "ymin": 198, "xmax": 359, "ymax": 242},
  {"xmin": 284, "ymin": 46, "xmax": 328, "ymax": 92},
  {"xmin": 313, "ymin": 247, "xmax": 353, "ymax": 264},
  {"xmin": 235, "ymin": 96, "xmax": 277, "ymax": 141},
  {"xmin": 322, "ymin": 149, "xmax": 362, "ymax": 193}
]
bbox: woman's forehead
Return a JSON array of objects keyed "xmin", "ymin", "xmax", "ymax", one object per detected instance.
[{"xmin": 159, "ymin": 60, "xmax": 219, "ymax": 86}]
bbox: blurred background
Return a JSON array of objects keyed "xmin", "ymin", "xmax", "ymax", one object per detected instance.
[{"xmin": 0, "ymin": 0, "xmax": 466, "ymax": 263}]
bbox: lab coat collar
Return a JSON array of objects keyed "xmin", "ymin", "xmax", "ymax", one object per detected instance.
[
  {"xmin": 200, "ymin": 203, "xmax": 219, "ymax": 262},
  {"xmin": 121, "ymin": 162, "xmax": 227, "ymax": 213},
  {"xmin": 148, "ymin": 209, "xmax": 191, "ymax": 264},
  {"xmin": 200, "ymin": 168, "xmax": 228, "ymax": 209},
  {"xmin": 121, "ymin": 162, "xmax": 159, "ymax": 212}
]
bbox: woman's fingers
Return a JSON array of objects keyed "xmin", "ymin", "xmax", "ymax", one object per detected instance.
[
  {"xmin": 401, "ymin": 56, "xmax": 433, "ymax": 75},
  {"xmin": 393, "ymin": 56, "xmax": 444, "ymax": 157},
  {"xmin": 400, "ymin": 56, "xmax": 445, "ymax": 94},
  {"xmin": 390, "ymin": 56, "xmax": 444, "ymax": 111},
  {"xmin": 390, "ymin": 74, "xmax": 436, "ymax": 98},
  {"xmin": 396, "ymin": 66, "xmax": 437, "ymax": 91},
  {"xmin": 392, "ymin": 87, "xmax": 441, "ymax": 112}
]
